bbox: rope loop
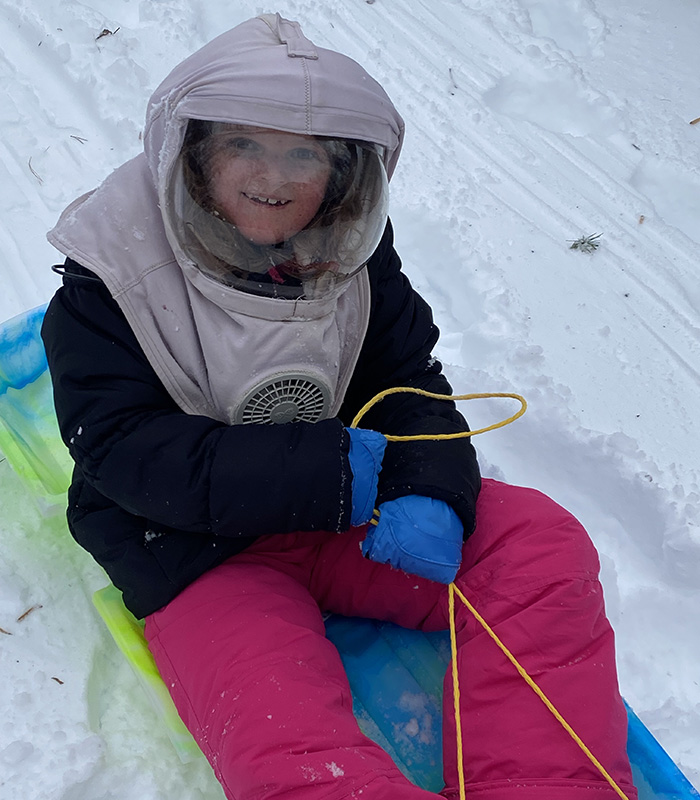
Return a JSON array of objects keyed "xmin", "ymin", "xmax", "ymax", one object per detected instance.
[{"xmin": 351, "ymin": 389, "xmax": 527, "ymax": 436}]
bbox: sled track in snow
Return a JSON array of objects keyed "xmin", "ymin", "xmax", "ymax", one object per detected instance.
[{"xmin": 325, "ymin": 2, "xmax": 700, "ymax": 394}]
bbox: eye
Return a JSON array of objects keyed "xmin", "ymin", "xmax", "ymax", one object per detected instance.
[
  {"xmin": 222, "ymin": 137, "xmax": 261, "ymax": 154},
  {"xmin": 289, "ymin": 147, "xmax": 324, "ymax": 162}
]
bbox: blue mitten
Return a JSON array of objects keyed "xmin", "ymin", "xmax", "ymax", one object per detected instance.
[
  {"xmin": 361, "ymin": 495, "xmax": 464, "ymax": 583},
  {"xmin": 347, "ymin": 427, "xmax": 387, "ymax": 526}
]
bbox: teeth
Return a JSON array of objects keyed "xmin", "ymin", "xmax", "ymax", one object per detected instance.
[{"xmin": 245, "ymin": 193, "xmax": 289, "ymax": 206}]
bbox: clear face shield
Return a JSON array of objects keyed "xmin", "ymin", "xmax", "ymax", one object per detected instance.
[{"xmin": 163, "ymin": 122, "xmax": 389, "ymax": 299}]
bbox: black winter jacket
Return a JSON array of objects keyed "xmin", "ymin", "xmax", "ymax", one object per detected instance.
[{"xmin": 42, "ymin": 222, "xmax": 481, "ymax": 618}]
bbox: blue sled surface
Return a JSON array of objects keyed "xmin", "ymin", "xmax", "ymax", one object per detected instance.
[{"xmin": 325, "ymin": 618, "xmax": 699, "ymax": 800}]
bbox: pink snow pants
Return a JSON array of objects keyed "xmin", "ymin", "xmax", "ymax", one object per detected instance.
[{"xmin": 145, "ymin": 479, "xmax": 637, "ymax": 800}]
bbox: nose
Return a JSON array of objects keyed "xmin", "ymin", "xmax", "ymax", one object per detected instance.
[{"xmin": 252, "ymin": 155, "xmax": 292, "ymax": 188}]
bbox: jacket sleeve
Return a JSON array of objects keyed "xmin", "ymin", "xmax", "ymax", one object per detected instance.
[
  {"xmin": 41, "ymin": 265, "xmax": 354, "ymax": 539},
  {"xmin": 339, "ymin": 221, "xmax": 481, "ymax": 535}
]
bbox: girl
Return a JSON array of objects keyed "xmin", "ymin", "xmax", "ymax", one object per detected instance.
[{"xmin": 42, "ymin": 14, "xmax": 637, "ymax": 800}]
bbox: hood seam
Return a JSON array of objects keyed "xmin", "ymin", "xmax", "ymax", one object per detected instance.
[{"xmin": 302, "ymin": 56, "xmax": 312, "ymax": 133}]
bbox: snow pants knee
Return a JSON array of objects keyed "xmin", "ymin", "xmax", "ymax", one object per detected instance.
[{"xmin": 144, "ymin": 479, "xmax": 637, "ymax": 800}]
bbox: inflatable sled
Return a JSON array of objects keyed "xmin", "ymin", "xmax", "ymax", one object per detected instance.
[{"xmin": 1, "ymin": 305, "xmax": 698, "ymax": 800}]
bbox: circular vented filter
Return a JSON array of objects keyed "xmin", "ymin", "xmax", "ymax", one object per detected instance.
[{"xmin": 235, "ymin": 373, "xmax": 331, "ymax": 425}]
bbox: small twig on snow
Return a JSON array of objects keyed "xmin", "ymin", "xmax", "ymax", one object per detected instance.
[
  {"xmin": 568, "ymin": 233, "xmax": 603, "ymax": 253},
  {"xmin": 690, "ymin": 116, "xmax": 700, "ymax": 125},
  {"xmin": 28, "ymin": 157, "xmax": 43, "ymax": 184},
  {"xmin": 70, "ymin": 134, "xmax": 88, "ymax": 144},
  {"xmin": 17, "ymin": 604, "xmax": 43, "ymax": 622},
  {"xmin": 96, "ymin": 27, "xmax": 120, "ymax": 41}
]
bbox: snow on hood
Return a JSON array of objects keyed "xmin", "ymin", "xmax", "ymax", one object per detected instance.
[{"xmin": 143, "ymin": 13, "xmax": 405, "ymax": 202}]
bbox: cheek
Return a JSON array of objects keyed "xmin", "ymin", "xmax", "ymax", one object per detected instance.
[
  {"xmin": 299, "ymin": 185, "xmax": 324, "ymax": 209},
  {"xmin": 209, "ymin": 163, "xmax": 248, "ymax": 205},
  {"xmin": 299, "ymin": 172, "xmax": 331, "ymax": 208}
]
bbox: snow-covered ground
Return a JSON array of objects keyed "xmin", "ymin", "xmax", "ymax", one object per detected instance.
[{"xmin": 1, "ymin": 1, "xmax": 698, "ymax": 797}]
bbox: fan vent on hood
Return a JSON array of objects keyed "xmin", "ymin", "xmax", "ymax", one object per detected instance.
[{"xmin": 235, "ymin": 373, "xmax": 331, "ymax": 425}]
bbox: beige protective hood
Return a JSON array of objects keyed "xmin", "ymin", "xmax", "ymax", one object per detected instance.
[
  {"xmin": 47, "ymin": 15, "xmax": 403, "ymax": 424},
  {"xmin": 144, "ymin": 13, "xmax": 404, "ymax": 197}
]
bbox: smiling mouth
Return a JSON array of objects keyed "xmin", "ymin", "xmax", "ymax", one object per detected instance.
[{"xmin": 243, "ymin": 192, "xmax": 291, "ymax": 207}]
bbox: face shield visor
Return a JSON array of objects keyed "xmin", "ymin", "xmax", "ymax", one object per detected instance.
[{"xmin": 163, "ymin": 121, "xmax": 389, "ymax": 299}]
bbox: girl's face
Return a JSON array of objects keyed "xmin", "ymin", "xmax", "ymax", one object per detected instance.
[{"xmin": 206, "ymin": 128, "xmax": 332, "ymax": 246}]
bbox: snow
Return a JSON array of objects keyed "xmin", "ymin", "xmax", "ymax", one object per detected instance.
[{"xmin": 1, "ymin": 0, "xmax": 699, "ymax": 797}]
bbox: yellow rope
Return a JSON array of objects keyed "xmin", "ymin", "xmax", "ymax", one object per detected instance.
[
  {"xmin": 352, "ymin": 388, "xmax": 630, "ymax": 800},
  {"xmin": 449, "ymin": 583, "xmax": 630, "ymax": 800},
  {"xmin": 448, "ymin": 584, "xmax": 467, "ymax": 800},
  {"xmin": 351, "ymin": 388, "xmax": 527, "ymax": 439}
]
